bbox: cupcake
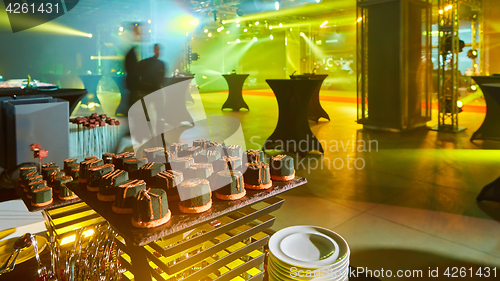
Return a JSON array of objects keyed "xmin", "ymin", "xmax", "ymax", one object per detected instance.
[
  {"xmin": 140, "ymin": 162, "xmax": 166, "ymax": 185},
  {"xmin": 269, "ymin": 155, "xmax": 295, "ymax": 181},
  {"xmin": 243, "ymin": 162, "xmax": 272, "ymax": 189},
  {"xmin": 31, "ymin": 186, "xmax": 53, "ymax": 207},
  {"xmin": 112, "ymin": 179, "xmax": 147, "ymax": 214},
  {"xmin": 215, "ymin": 170, "xmax": 246, "ymax": 200},
  {"xmin": 102, "ymin": 153, "xmax": 115, "ymax": 164},
  {"xmin": 155, "ymin": 170, "xmax": 183, "ymax": 201},
  {"xmin": 79, "ymin": 158, "xmax": 104, "ymax": 183},
  {"xmin": 63, "ymin": 158, "xmax": 78, "ymax": 173},
  {"xmin": 132, "ymin": 188, "xmax": 171, "ymax": 228},
  {"xmin": 87, "ymin": 164, "xmax": 115, "ymax": 192},
  {"xmin": 98, "ymin": 170, "xmax": 129, "ymax": 202},
  {"xmin": 112, "ymin": 152, "xmax": 135, "ymax": 170},
  {"xmin": 124, "ymin": 158, "xmax": 148, "ymax": 179},
  {"xmin": 178, "ymin": 179, "xmax": 212, "ymax": 214},
  {"xmin": 54, "ymin": 176, "xmax": 78, "ymax": 200}
]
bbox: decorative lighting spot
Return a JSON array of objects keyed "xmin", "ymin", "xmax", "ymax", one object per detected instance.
[
  {"xmin": 150, "ymin": 29, "xmax": 152, "ymax": 33},
  {"xmin": 148, "ymin": 19, "xmax": 151, "ymax": 24},
  {"xmin": 255, "ymin": 21, "xmax": 259, "ymax": 26},
  {"xmin": 88, "ymin": 102, "xmax": 95, "ymax": 108},
  {"xmin": 457, "ymin": 100, "xmax": 463, "ymax": 108},
  {"xmin": 320, "ymin": 21, "xmax": 328, "ymax": 28},
  {"xmin": 226, "ymin": 30, "xmax": 230, "ymax": 34},
  {"xmin": 316, "ymin": 0, "xmax": 321, "ymax": 3},
  {"xmin": 204, "ymin": 29, "xmax": 208, "ymax": 33},
  {"xmin": 236, "ymin": 19, "xmax": 240, "ymax": 23},
  {"xmin": 290, "ymin": 28, "xmax": 292, "ymax": 31},
  {"xmin": 474, "ymin": 64, "xmax": 478, "ymax": 68},
  {"xmin": 220, "ymin": 26, "xmax": 224, "ymax": 30},
  {"xmin": 189, "ymin": 18, "xmax": 200, "ymax": 26},
  {"xmin": 471, "ymin": 85, "xmax": 478, "ymax": 91},
  {"xmin": 270, "ymin": 34, "xmax": 274, "ymax": 40},
  {"xmin": 236, "ymin": 39, "xmax": 240, "ymax": 43},
  {"xmin": 300, "ymin": 32, "xmax": 304, "ymax": 36},
  {"xmin": 202, "ymin": 76, "xmax": 208, "ymax": 79},
  {"xmin": 275, "ymin": 1, "xmax": 280, "ymax": 10},
  {"xmin": 439, "ymin": 10, "xmax": 444, "ymax": 14},
  {"xmin": 227, "ymin": 42, "xmax": 231, "ymax": 44},
  {"xmin": 119, "ymin": 26, "xmax": 124, "ymax": 32},
  {"xmin": 269, "ymin": 26, "xmax": 273, "ymax": 29},
  {"xmin": 444, "ymin": 4, "xmax": 453, "ymax": 11},
  {"xmin": 249, "ymin": 23, "xmax": 252, "ymax": 27},
  {"xmin": 253, "ymin": 37, "xmax": 257, "ymax": 41},
  {"xmin": 236, "ymin": 24, "xmax": 240, "ymax": 27},
  {"xmin": 357, "ymin": 17, "xmax": 363, "ymax": 22},
  {"xmin": 88, "ymin": 33, "xmax": 93, "ymax": 38},
  {"xmin": 279, "ymin": 23, "xmax": 283, "ymax": 27},
  {"xmin": 244, "ymin": 28, "xmax": 248, "ymax": 32},
  {"xmin": 208, "ymin": 33, "xmax": 212, "ymax": 37},
  {"xmin": 222, "ymin": 20, "xmax": 226, "ymax": 24}
]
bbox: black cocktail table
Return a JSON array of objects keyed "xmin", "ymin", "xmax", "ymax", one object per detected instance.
[
  {"xmin": 78, "ymin": 74, "xmax": 102, "ymax": 106},
  {"xmin": 112, "ymin": 75, "xmax": 130, "ymax": 116},
  {"xmin": 291, "ymin": 74, "xmax": 329, "ymax": 122},
  {"xmin": 264, "ymin": 79, "xmax": 324, "ymax": 154},
  {"xmin": 222, "ymin": 74, "xmax": 249, "ymax": 111},
  {"xmin": 469, "ymin": 80, "xmax": 500, "ymax": 142},
  {"xmin": 163, "ymin": 76, "xmax": 195, "ymax": 103}
]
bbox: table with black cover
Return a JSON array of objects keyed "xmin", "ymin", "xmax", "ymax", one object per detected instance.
[
  {"xmin": 469, "ymin": 80, "xmax": 500, "ymax": 142},
  {"xmin": 290, "ymin": 74, "xmax": 329, "ymax": 122},
  {"xmin": 163, "ymin": 76, "xmax": 195, "ymax": 103},
  {"xmin": 78, "ymin": 74, "xmax": 102, "ymax": 106},
  {"xmin": 264, "ymin": 79, "xmax": 324, "ymax": 154},
  {"xmin": 222, "ymin": 74, "xmax": 249, "ymax": 111},
  {"xmin": 0, "ymin": 87, "xmax": 87, "ymax": 115}
]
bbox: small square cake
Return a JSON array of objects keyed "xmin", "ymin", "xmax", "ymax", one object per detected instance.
[
  {"xmin": 140, "ymin": 162, "xmax": 166, "ymax": 185},
  {"xmin": 215, "ymin": 170, "xmax": 246, "ymax": 200},
  {"xmin": 112, "ymin": 152, "xmax": 135, "ymax": 170},
  {"xmin": 269, "ymin": 154, "xmax": 295, "ymax": 181},
  {"xmin": 187, "ymin": 163, "xmax": 214, "ymax": 180},
  {"xmin": 143, "ymin": 147, "xmax": 165, "ymax": 163},
  {"xmin": 31, "ymin": 185, "xmax": 53, "ymax": 207},
  {"xmin": 213, "ymin": 156, "xmax": 242, "ymax": 174},
  {"xmin": 22, "ymin": 173, "xmax": 42, "ymax": 192},
  {"xmin": 84, "ymin": 156, "xmax": 98, "ymax": 161},
  {"xmin": 244, "ymin": 149, "xmax": 265, "ymax": 163},
  {"xmin": 132, "ymin": 188, "xmax": 171, "ymax": 228},
  {"xmin": 178, "ymin": 179, "xmax": 212, "ymax": 214},
  {"xmin": 102, "ymin": 153, "xmax": 115, "ymax": 164},
  {"xmin": 48, "ymin": 171, "xmax": 66, "ymax": 187},
  {"xmin": 69, "ymin": 167, "xmax": 80, "ymax": 179},
  {"xmin": 42, "ymin": 162, "xmax": 57, "ymax": 168},
  {"xmin": 98, "ymin": 169, "xmax": 129, "ymax": 201},
  {"xmin": 170, "ymin": 142, "xmax": 188, "ymax": 153},
  {"xmin": 207, "ymin": 142, "xmax": 225, "ymax": 154},
  {"xmin": 63, "ymin": 158, "xmax": 78, "ymax": 173},
  {"xmin": 113, "ymin": 179, "xmax": 147, "ymax": 214},
  {"xmin": 223, "ymin": 145, "xmax": 242, "ymax": 158},
  {"xmin": 53, "ymin": 176, "xmax": 78, "ymax": 200},
  {"xmin": 124, "ymin": 158, "xmax": 148, "ymax": 179},
  {"xmin": 170, "ymin": 157, "xmax": 195, "ymax": 172},
  {"xmin": 27, "ymin": 180, "xmax": 48, "ymax": 199},
  {"xmin": 19, "ymin": 168, "xmax": 38, "ymax": 188},
  {"xmin": 178, "ymin": 146, "xmax": 203, "ymax": 158},
  {"xmin": 193, "ymin": 139, "xmax": 211, "ymax": 150},
  {"xmin": 79, "ymin": 158, "xmax": 104, "ymax": 183},
  {"xmin": 155, "ymin": 170, "xmax": 184, "ymax": 201},
  {"xmin": 243, "ymin": 161, "xmax": 272, "ymax": 189},
  {"xmin": 195, "ymin": 150, "xmax": 220, "ymax": 163},
  {"xmin": 87, "ymin": 164, "xmax": 115, "ymax": 192},
  {"xmin": 42, "ymin": 166, "xmax": 60, "ymax": 181}
]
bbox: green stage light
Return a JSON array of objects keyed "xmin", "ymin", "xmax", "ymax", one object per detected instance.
[
  {"xmin": 226, "ymin": 30, "xmax": 230, "ymax": 34},
  {"xmin": 255, "ymin": 21, "xmax": 259, "ymax": 25},
  {"xmin": 244, "ymin": 28, "xmax": 248, "ymax": 32},
  {"xmin": 222, "ymin": 20, "xmax": 226, "ymax": 24},
  {"xmin": 279, "ymin": 23, "xmax": 283, "ymax": 27}
]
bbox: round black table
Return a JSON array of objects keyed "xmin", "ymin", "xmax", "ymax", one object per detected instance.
[
  {"xmin": 469, "ymin": 81, "xmax": 500, "ymax": 142},
  {"xmin": 112, "ymin": 75, "xmax": 130, "ymax": 116},
  {"xmin": 78, "ymin": 75, "xmax": 102, "ymax": 106},
  {"xmin": 263, "ymin": 79, "xmax": 324, "ymax": 154},
  {"xmin": 222, "ymin": 74, "xmax": 249, "ymax": 111},
  {"xmin": 163, "ymin": 76, "xmax": 195, "ymax": 103},
  {"xmin": 291, "ymin": 74, "xmax": 329, "ymax": 122}
]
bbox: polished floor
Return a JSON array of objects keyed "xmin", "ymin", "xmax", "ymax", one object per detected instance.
[{"xmin": 3, "ymin": 86, "xmax": 500, "ymax": 279}]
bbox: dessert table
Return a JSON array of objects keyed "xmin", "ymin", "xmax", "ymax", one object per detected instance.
[
  {"xmin": 112, "ymin": 75, "xmax": 130, "ymax": 116},
  {"xmin": 470, "ymin": 77, "xmax": 500, "ymax": 142},
  {"xmin": 222, "ymin": 74, "xmax": 250, "ymax": 111},
  {"xmin": 290, "ymin": 74, "xmax": 329, "ymax": 122},
  {"xmin": 263, "ymin": 79, "xmax": 324, "ymax": 154},
  {"xmin": 78, "ymin": 74, "xmax": 102, "ymax": 106}
]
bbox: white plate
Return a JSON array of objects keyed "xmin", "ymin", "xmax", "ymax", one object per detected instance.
[
  {"xmin": 270, "ymin": 251, "xmax": 350, "ymax": 273},
  {"xmin": 269, "ymin": 226, "xmax": 349, "ymax": 269},
  {"xmin": 270, "ymin": 254, "xmax": 349, "ymax": 281}
]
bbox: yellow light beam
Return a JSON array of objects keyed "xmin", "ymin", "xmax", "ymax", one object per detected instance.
[{"xmin": 0, "ymin": 12, "xmax": 90, "ymax": 36}]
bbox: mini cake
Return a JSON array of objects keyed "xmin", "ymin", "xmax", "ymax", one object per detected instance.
[
  {"xmin": 193, "ymin": 139, "xmax": 211, "ymax": 149},
  {"xmin": 143, "ymin": 147, "xmax": 164, "ymax": 163},
  {"xmin": 42, "ymin": 166, "xmax": 60, "ymax": 181},
  {"xmin": 178, "ymin": 179, "xmax": 212, "ymax": 213},
  {"xmin": 170, "ymin": 142, "xmax": 188, "ymax": 153},
  {"xmin": 155, "ymin": 170, "xmax": 183, "ymax": 201},
  {"xmin": 224, "ymin": 145, "xmax": 242, "ymax": 158},
  {"xmin": 69, "ymin": 167, "xmax": 80, "ymax": 179},
  {"xmin": 48, "ymin": 171, "xmax": 66, "ymax": 187},
  {"xmin": 207, "ymin": 142, "xmax": 225, "ymax": 154},
  {"xmin": 269, "ymin": 155, "xmax": 295, "ymax": 181},
  {"xmin": 87, "ymin": 164, "xmax": 115, "ymax": 192},
  {"xmin": 98, "ymin": 169, "xmax": 129, "ymax": 201},
  {"xmin": 19, "ymin": 167, "xmax": 38, "ymax": 188},
  {"xmin": 243, "ymin": 162, "xmax": 272, "ymax": 189},
  {"xmin": 215, "ymin": 170, "xmax": 246, "ymax": 200},
  {"xmin": 112, "ymin": 152, "xmax": 135, "ymax": 170},
  {"xmin": 79, "ymin": 158, "xmax": 104, "ymax": 183},
  {"xmin": 31, "ymin": 185, "xmax": 53, "ymax": 207},
  {"xmin": 23, "ymin": 175, "xmax": 43, "ymax": 192},
  {"xmin": 42, "ymin": 162, "xmax": 57, "ymax": 168},
  {"xmin": 178, "ymin": 146, "xmax": 203, "ymax": 158},
  {"xmin": 124, "ymin": 158, "xmax": 148, "ymax": 179},
  {"xmin": 132, "ymin": 188, "xmax": 171, "ymax": 228},
  {"xmin": 213, "ymin": 156, "xmax": 242, "ymax": 173},
  {"xmin": 187, "ymin": 163, "xmax": 214, "ymax": 180},
  {"xmin": 63, "ymin": 158, "xmax": 78, "ymax": 173},
  {"xmin": 244, "ymin": 149, "xmax": 265, "ymax": 163},
  {"xmin": 102, "ymin": 153, "xmax": 115, "ymax": 164},
  {"xmin": 84, "ymin": 156, "xmax": 98, "ymax": 161},
  {"xmin": 27, "ymin": 180, "xmax": 48, "ymax": 199},
  {"xmin": 113, "ymin": 179, "xmax": 147, "ymax": 214},
  {"xmin": 170, "ymin": 157, "xmax": 195, "ymax": 172},
  {"xmin": 53, "ymin": 176, "xmax": 78, "ymax": 200},
  {"xmin": 195, "ymin": 150, "xmax": 220, "ymax": 163},
  {"xmin": 140, "ymin": 162, "xmax": 166, "ymax": 185}
]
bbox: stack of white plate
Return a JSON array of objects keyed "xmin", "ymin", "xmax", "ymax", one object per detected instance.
[{"xmin": 268, "ymin": 226, "xmax": 350, "ymax": 281}]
